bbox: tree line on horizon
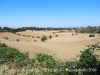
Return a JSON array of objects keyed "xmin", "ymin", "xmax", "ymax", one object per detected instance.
[
  {"xmin": 0, "ymin": 26, "xmax": 75, "ymax": 33},
  {"xmin": 1, "ymin": 26, "xmax": 100, "ymax": 33}
]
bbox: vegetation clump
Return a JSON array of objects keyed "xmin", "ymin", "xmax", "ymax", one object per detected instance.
[
  {"xmin": 49, "ymin": 35, "xmax": 52, "ymax": 39},
  {"xmin": 72, "ymin": 33, "xmax": 74, "ymax": 36},
  {"xmin": 16, "ymin": 39, "xmax": 20, "ymax": 41},
  {"xmin": 32, "ymin": 36, "xmax": 34, "ymax": 38},
  {"xmin": 53, "ymin": 32, "xmax": 55, "ymax": 34},
  {"xmin": 37, "ymin": 36, "xmax": 39, "ymax": 38},
  {"xmin": 34, "ymin": 40, "xmax": 37, "ymax": 42},
  {"xmin": 3, "ymin": 36, "xmax": 9, "ymax": 40},
  {"xmin": 89, "ymin": 34, "xmax": 95, "ymax": 37},
  {"xmin": 55, "ymin": 35, "xmax": 58, "ymax": 37},
  {"xmin": 41, "ymin": 35, "xmax": 47, "ymax": 42}
]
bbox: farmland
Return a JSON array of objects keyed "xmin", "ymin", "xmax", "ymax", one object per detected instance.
[{"xmin": 0, "ymin": 30, "xmax": 100, "ymax": 60}]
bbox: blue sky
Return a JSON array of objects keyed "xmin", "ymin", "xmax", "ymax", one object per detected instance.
[{"xmin": 0, "ymin": 0, "xmax": 100, "ymax": 28}]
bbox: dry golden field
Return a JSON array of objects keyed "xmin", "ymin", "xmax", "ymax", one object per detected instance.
[{"xmin": 0, "ymin": 30, "xmax": 100, "ymax": 61}]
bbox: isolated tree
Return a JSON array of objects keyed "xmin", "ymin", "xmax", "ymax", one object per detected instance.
[
  {"xmin": 49, "ymin": 35, "xmax": 52, "ymax": 39},
  {"xmin": 41, "ymin": 35, "xmax": 47, "ymax": 42}
]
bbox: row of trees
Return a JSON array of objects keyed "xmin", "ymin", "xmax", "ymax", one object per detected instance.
[
  {"xmin": 16, "ymin": 33, "xmax": 58, "ymax": 42},
  {"xmin": 1, "ymin": 26, "xmax": 100, "ymax": 33},
  {"xmin": 0, "ymin": 42, "xmax": 100, "ymax": 75},
  {"xmin": 0, "ymin": 26, "xmax": 26, "ymax": 33},
  {"xmin": 0, "ymin": 26, "xmax": 77, "ymax": 33}
]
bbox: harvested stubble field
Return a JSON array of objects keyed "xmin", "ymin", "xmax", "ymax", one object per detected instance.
[{"xmin": 0, "ymin": 30, "xmax": 100, "ymax": 60}]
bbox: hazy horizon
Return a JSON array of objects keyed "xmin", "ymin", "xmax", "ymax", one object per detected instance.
[{"xmin": 0, "ymin": 0, "xmax": 100, "ymax": 28}]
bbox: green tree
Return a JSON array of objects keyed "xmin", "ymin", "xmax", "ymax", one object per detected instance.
[
  {"xmin": 79, "ymin": 48, "xmax": 99, "ymax": 75},
  {"xmin": 41, "ymin": 36, "xmax": 47, "ymax": 42},
  {"xmin": 49, "ymin": 35, "xmax": 52, "ymax": 39}
]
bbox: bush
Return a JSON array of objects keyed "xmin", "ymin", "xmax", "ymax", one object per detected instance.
[
  {"xmin": 53, "ymin": 32, "xmax": 55, "ymax": 34},
  {"xmin": 78, "ymin": 43, "xmax": 100, "ymax": 75},
  {"xmin": 0, "ymin": 43, "xmax": 7, "ymax": 47},
  {"xmin": 3, "ymin": 36, "xmax": 9, "ymax": 40},
  {"xmin": 49, "ymin": 35, "xmax": 52, "ymax": 39},
  {"xmin": 41, "ymin": 35, "xmax": 47, "ymax": 42},
  {"xmin": 18, "ymin": 34, "xmax": 21, "ymax": 36},
  {"xmin": 37, "ymin": 36, "xmax": 39, "ymax": 38},
  {"xmin": 72, "ymin": 33, "xmax": 74, "ymax": 36},
  {"xmin": 89, "ymin": 34, "xmax": 95, "ymax": 37},
  {"xmin": 16, "ymin": 39, "xmax": 20, "ymax": 42},
  {"xmin": 0, "ymin": 42, "xmax": 27, "ymax": 64},
  {"xmin": 34, "ymin": 53, "xmax": 57, "ymax": 68},
  {"xmin": 39, "ymin": 37, "xmax": 41, "ymax": 38},
  {"xmin": 22, "ymin": 34, "xmax": 25, "ymax": 36},
  {"xmin": 37, "ymin": 36, "xmax": 40, "ymax": 38},
  {"xmin": 55, "ymin": 35, "xmax": 58, "ymax": 37},
  {"xmin": 32, "ymin": 36, "xmax": 34, "ymax": 38},
  {"xmin": 34, "ymin": 40, "xmax": 37, "ymax": 42}
]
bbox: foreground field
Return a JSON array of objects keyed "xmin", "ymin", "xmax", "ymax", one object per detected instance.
[{"xmin": 0, "ymin": 30, "xmax": 100, "ymax": 60}]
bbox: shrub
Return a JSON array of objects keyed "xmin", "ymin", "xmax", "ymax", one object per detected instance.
[
  {"xmin": 53, "ymin": 32, "xmax": 55, "ymax": 34},
  {"xmin": 55, "ymin": 35, "xmax": 58, "ymax": 37},
  {"xmin": 72, "ymin": 33, "xmax": 74, "ymax": 36},
  {"xmin": 32, "ymin": 36, "xmax": 34, "ymax": 38},
  {"xmin": 0, "ymin": 42, "xmax": 29, "ymax": 64},
  {"xmin": 22, "ymin": 34, "xmax": 25, "ymax": 36},
  {"xmin": 34, "ymin": 53, "xmax": 57, "ymax": 68},
  {"xmin": 41, "ymin": 35, "xmax": 47, "ymax": 42},
  {"xmin": 39, "ymin": 37, "xmax": 41, "ymax": 38},
  {"xmin": 89, "ymin": 34, "xmax": 95, "ymax": 37},
  {"xmin": 37, "ymin": 36, "xmax": 40, "ymax": 38},
  {"xmin": 16, "ymin": 39, "xmax": 20, "ymax": 42},
  {"xmin": 0, "ymin": 43, "xmax": 7, "ymax": 47},
  {"xmin": 49, "ymin": 35, "xmax": 52, "ymax": 39},
  {"xmin": 18, "ymin": 34, "xmax": 21, "ymax": 36},
  {"xmin": 34, "ymin": 40, "xmax": 37, "ymax": 42},
  {"xmin": 78, "ymin": 43, "xmax": 100, "ymax": 75},
  {"xmin": 3, "ymin": 36, "xmax": 9, "ymax": 40},
  {"xmin": 37, "ymin": 36, "xmax": 39, "ymax": 38}
]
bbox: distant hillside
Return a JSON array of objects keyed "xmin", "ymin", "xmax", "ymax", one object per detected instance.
[{"xmin": 76, "ymin": 26, "xmax": 100, "ymax": 33}]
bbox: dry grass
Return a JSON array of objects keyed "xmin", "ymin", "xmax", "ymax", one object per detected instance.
[{"xmin": 0, "ymin": 31, "xmax": 100, "ymax": 61}]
